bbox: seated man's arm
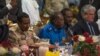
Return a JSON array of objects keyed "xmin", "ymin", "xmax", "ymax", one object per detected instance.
[
  {"xmin": 39, "ymin": 28, "xmax": 49, "ymax": 39},
  {"xmin": 8, "ymin": 30, "xmax": 21, "ymax": 47}
]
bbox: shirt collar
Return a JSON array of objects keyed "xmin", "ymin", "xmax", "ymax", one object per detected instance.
[{"xmin": 48, "ymin": 23, "xmax": 64, "ymax": 32}]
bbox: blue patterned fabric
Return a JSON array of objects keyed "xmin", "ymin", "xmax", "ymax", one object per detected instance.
[{"xmin": 39, "ymin": 23, "xmax": 67, "ymax": 45}]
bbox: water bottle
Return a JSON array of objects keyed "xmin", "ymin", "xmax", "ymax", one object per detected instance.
[
  {"xmin": 68, "ymin": 44, "xmax": 73, "ymax": 55},
  {"xmin": 55, "ymin": 41, "xmax": 60, "ymax": 51},
  {"xmin": 65, "ymin": 43, "xmax": 73, "ymax": 56}
]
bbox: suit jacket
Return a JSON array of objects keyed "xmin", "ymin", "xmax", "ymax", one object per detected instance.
[
  {"xmin": 73, "ymin": 20, "xmax": 100, "ymax": 35},
  {"xmin": 0, "ymin": 0, "xmax": 22, "ymax": 42}
]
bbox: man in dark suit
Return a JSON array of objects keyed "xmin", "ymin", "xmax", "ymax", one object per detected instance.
[
  {"xmin": 78, "ymin": 0, "xmax": 100, "ymax": 22},
  {"xmin": 73, "ymin": 4, "xmax": 100, "ymax": 35},
  {"xmin": 0, "ymin": 0, "xmax": 18, "ymax": 42}
]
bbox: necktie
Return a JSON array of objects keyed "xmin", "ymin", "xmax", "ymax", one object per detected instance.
[
  {"xmin": 88, "ymin": 23, "xmax": 95, "ymax": 35},
  {"xmin": 68, "ymin": 27, "xmax": 73, "ymax": 36}
]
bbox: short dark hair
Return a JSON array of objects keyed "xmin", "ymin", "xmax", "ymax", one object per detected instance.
[
  {"xmin": 61, "ymin": 8, "xmax": 72, "ymax": 16},
  {"xmin": 50, "ymin": 12, "xmax": 62, "ymax": 24},
  {"xmin": 17, "ymin": 12, "xmax": 29, "ymax": 22}
]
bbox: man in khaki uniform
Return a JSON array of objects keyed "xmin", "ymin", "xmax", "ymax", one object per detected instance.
[{"xmin": 9, "ymin": 12, "xmax": 39, "ymax": 46}]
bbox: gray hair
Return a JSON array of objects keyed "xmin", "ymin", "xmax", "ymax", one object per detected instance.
[{"xmin": 81, "ymin": 4, "xmax": 96, "ymax": 14}]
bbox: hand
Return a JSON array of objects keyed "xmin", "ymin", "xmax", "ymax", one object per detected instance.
[
  {"xmin": 10, "ymin": 0, "xmax": 17, "ymax": 7},
  {"xmin": 62, "ymin": 37, "xmax": 72, "ymax": 44},
  {"xmin": 67, "ymin": 36, "xmax": 72, "ymax": 42}
]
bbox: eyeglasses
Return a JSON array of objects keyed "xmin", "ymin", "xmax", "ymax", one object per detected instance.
[{"xmin": 85, "ymin": 13, "xmax": 95, "ymax": 15}]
